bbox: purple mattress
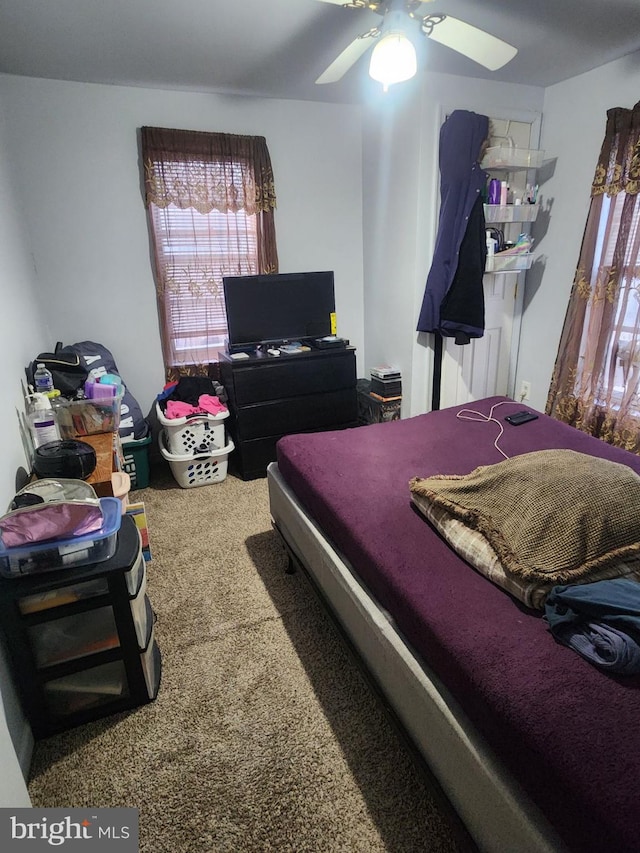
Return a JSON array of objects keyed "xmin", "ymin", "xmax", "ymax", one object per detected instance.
[{"xmin": 276, "ymin": 397, "xmax": 640, "ymax": 853}]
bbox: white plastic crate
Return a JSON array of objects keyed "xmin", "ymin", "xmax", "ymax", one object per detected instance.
[
  {"xmin": 156, "ymin": 402, "xmax": 228, "ymax": 455},
  {"xmin": 159, "ymin": 430, "xmax": 234, "ymax": 488}
]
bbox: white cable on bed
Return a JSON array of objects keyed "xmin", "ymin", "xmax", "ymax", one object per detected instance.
[{"xmin": 455, "ymin": 400, "xmax": 514, "ymax": 460}]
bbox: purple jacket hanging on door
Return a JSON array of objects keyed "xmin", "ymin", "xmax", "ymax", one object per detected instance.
[{"xmin": 416, "ymin": 110, "xmax": 489, "ymax": 344}]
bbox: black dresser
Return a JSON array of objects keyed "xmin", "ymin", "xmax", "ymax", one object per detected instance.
[{"xmin": 219, "ymin": 347, "xmax": 358, "ymax": 479}]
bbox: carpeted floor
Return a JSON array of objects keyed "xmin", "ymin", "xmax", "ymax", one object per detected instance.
[{"xmin": 28, "ymin": 464, "xmax": 474, "ymax": 852}]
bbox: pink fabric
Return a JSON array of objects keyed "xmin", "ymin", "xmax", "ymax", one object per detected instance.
[
  {"xmin": 165, "ymin": 395, "xmax": 227, "ymax": 419},
  {"xmin": 166, "ymin": 400, "xmax": 197, "ymax": 418},
  {"xmin": 0, "ymin": 503, "xmax": 104, "ymax": 547},
  {"xmin": 198, "ymin": 395, "xmax": 227, "ymax": 415}
]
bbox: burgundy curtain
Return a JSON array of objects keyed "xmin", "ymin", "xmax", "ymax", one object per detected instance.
[
  {"xmin": 546, "ymin": 101, "xmax": 640, "ymax": 452},
  {"xmin": 141, "ymin": 127, "xmax": 278, "ymax": 380}
]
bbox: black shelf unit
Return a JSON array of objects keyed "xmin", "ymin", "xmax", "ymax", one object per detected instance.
[
  {"xmin": 219, "ymin": 347, "xmax": 358, "ymax": 479},
  {"xmin": 0, "ymin": 516, "xmax": 161, "ymax": 739}
]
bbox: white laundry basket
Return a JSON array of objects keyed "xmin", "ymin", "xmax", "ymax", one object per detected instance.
[
  {"xmin": 156, "ymin": 401, "xmax": 228, "ymax": 456},
  {"xmin": 159, "ymin": 430, "xmax": 234, "ymax": 488}
]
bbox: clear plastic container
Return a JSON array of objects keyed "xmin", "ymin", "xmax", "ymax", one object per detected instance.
[
  {"xmin": 28, "ymin": 605, "xmax": 119, "ymax": 668},
  {"xmin": 43, "ymin": 660, "xmax": 128, "ymax": 717},
  {"xmin": 141, "ymin": 630, "xmax": 161, "ymax": 698},
  {"xmin": 482, "ymin": 147, "xmax": 544, "ymax": 170},
  {"xmin": 485, "ymin": 253, "xmax": 534, "ymax": 273},
  {"xmin": 484, "ymin": 204, "xmax": 539, "ymax": 223},
  {"xmin": 17, "ymin": 576, "xmax": 110, "ymax": 615},
  {"xmin": 55, "ymin": 390, "xmax": 124, "ymax": 437},
  {"xmin": 130, "ymin": 575, "xmax": 152, "ymax": 648},
  {"xmin": 0, "ymin": 497, "xmax": 122, "ymax": 577},
  {"xmin": 125, "ymin": 537, "xmax": 144, "ymax": 596}
]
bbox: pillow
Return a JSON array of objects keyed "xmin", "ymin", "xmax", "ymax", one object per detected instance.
[
  {"xmin": 409, "ymin": 449, "xmax": 640, "ymax": 601},
  {"xmin": 411, "ymin": 492, "xmax": 640, "ymax": 609}
]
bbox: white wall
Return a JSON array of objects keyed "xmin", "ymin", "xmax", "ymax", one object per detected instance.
[
  {"xmin": 1, "ymin": 50, "xmax": 638, "ymax": 803},
  {"xmin": 0, "ymin": 75, "xmax": 365, "ymax": 414},
  {"xmin": 0, "ymin": 71, "xmax": 365, "ymax": 805},
  {"xmin": 516, "ymin": 50, "xmax": 640, "ymax": 411},
  {"xmin": 362, "ymin": 73, "xmax": 544, "ymax": 415},
  {"xmin": 0, "ymin": 90, "xmax": 46, "ymax": 804}
]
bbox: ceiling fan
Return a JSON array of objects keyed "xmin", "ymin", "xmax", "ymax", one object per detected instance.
[{"xmin": 314, "ymin": 0, "xmax": 518, "ymax": 87}]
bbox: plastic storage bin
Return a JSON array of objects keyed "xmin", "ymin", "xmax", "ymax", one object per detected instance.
[
  {"xmin": 125, "ymin": 537, "xmax": 145, "ymax": 595},
  {"xmin": 484, "ymin": 204, "xmax": 539, "ymax": 223},
  {"xmin": 156, "ymin": 402, "xmax": 228, "ymax": 455},
  {"xmin": 18, "ymin": 576, "xmax": 110, "ymax": 615},
  {"xmin": 55, "ymin": 390, "xmax": 124, "ymax": 438},
  {"xmin": 159, "ymin": 430, "xmax": 234, "ymax": 488},
  {"xmin": 130, "ymin": 574, "xmax": 153, "ymax": 648},
  {"xmin": 482, "ymin": 147, "xmax": 544, "ymax": 170},
  {"xmin": 121, "ymin": 434, "xmax": 152, "ymax": 489},
  {"xmin": 28, "ymin": 605, "xmax": 119, "ymax": 668},
  {"xmin": 0, "ymin": 497, "xmax": 122, "ymax": 577},
  {"xmin": 142, "ymin": 628, "xmax": 161, "ymax": 697},
  {"xmin": 43, "ymin": 659, "xmax": 129, "ymax": 717},
  {"xmin": 485, "ymin": 253, "xmax": 534, "ymax": 273}
]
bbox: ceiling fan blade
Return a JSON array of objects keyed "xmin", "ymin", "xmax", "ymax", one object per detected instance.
[
  {"xmin": 316, "ymin": 35, "xmax": 376, "ymax": 84},
  {"xmin": 427, "ymin": 16, "xmax": 517, "ymax": 71},
  {"xmin": 314, "ymin": 0, "xmax": 382, "ymax": 6}
]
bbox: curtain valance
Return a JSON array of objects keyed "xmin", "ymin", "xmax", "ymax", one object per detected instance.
[
  {"xmin": 141, "ymin": 126, "xmax": 277, "ymax": 215},
  {"xmin": 591, "ymin": 100, "xmax": 640, "ymax": 197}
]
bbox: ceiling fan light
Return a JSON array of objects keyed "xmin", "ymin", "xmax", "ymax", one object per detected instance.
[{"xmin": 369, "ymin": 31, "xmax": 417, "ymax": 91}]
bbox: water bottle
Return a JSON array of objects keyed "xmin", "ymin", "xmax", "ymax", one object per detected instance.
[{"xmin": 33, "ymin": 363, "xmax": 54, "ymax": 394}]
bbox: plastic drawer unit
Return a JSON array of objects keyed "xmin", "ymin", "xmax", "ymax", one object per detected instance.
[{"xmin": 0, "ymin": 515, "xmax": 161, "ymax": 738}]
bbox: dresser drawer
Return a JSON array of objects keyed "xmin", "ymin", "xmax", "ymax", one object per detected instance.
[
  {"xmin": 236, "ymin": 388, "xmax": 357, "ymax": 440},
  {"xmin": 231, "ymin": 351, "xmax": 356, "ymax": 405}
]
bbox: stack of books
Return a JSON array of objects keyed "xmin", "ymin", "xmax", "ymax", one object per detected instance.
[{"xmin": 370, "ymin": 366, "xmax": 402, "ymax": 402}]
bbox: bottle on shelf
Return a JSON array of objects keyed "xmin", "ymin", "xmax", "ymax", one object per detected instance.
[
  {"xmin": 27, "ymin": 393, "xmax": 61, "ymax": 449},
  {"xmin": 488, "ymin": 178, "xmax": 501, "ymax": 205},
  {"xmin": 33, "ymin": 363, "xmax": 54, "ymax": 395}
]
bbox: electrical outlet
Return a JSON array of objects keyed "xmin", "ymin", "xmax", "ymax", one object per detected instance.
[{"xmin": 519, "ymin": 381, "xmax": 531, "ymax": 401}]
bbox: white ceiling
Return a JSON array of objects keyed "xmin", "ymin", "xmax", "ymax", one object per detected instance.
[{"xmin": 1, "ymin": 0, "xmax": 640, "ymax": 104}]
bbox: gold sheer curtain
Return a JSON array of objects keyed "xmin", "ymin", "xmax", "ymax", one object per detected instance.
[
  {"xmin": 547, "ymin": 101, "xmax": 640, "ymax": 452},
  {"xmin": 141, "ymin": 127, "xmax": 278, "ymax": 381}
]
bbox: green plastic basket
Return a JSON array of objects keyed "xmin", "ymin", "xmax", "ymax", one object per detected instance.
[{"xmin": 121, "ymin": 434, "xmax": 152, "ymax": 490}]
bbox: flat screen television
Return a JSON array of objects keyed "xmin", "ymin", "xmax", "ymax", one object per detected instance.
[{"xmin": 222, "ymin": 271, "xmax": 335, "ymax": 351}]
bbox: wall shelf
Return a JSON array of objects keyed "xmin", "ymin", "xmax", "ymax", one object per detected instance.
[
  {"xmin": 481, "ymin": 147, "xmax": 544, "ymax": 170},
  {"xmin": 485, "ymin": 253, "xmax": 534, "ymax": 273},
  {"xmin": 484, "ymin": 204, "xmax": 539, "ymax": 223}
]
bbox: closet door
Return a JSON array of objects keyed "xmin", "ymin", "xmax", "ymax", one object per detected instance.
[{"xmin": 439, "ymin": 115, "xmax": 539, "ymax": 409}]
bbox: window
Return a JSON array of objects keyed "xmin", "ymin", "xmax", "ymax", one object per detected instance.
[
  {"xmin": 588, "ymin": 192, "xmax": 640, "ymax": 409},
  {"xmin": 141, "ymin": 127, "xmax": 278, "ymax": 377},
  {"xmin": 150, "ymin": 200, "xmax": 258, "ymax": 365},
  {"xmin": 547, "ymin": 101, "xmax": 640, "ymax": 452}
]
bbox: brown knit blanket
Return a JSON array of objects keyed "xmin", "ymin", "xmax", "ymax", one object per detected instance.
[{"xmin": 409, "ymin": 449, "xmax": 640, "ymax": 584}]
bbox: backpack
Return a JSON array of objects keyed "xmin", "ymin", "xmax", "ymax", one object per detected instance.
[{"xmin": 27, "ymin": 345, "xmax": 88, "ymax": 398}]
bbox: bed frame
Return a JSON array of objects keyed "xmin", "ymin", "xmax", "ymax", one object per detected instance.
[{"xmin": 267, "ymin": 462, "xmax": 567, "ymax": 853}]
